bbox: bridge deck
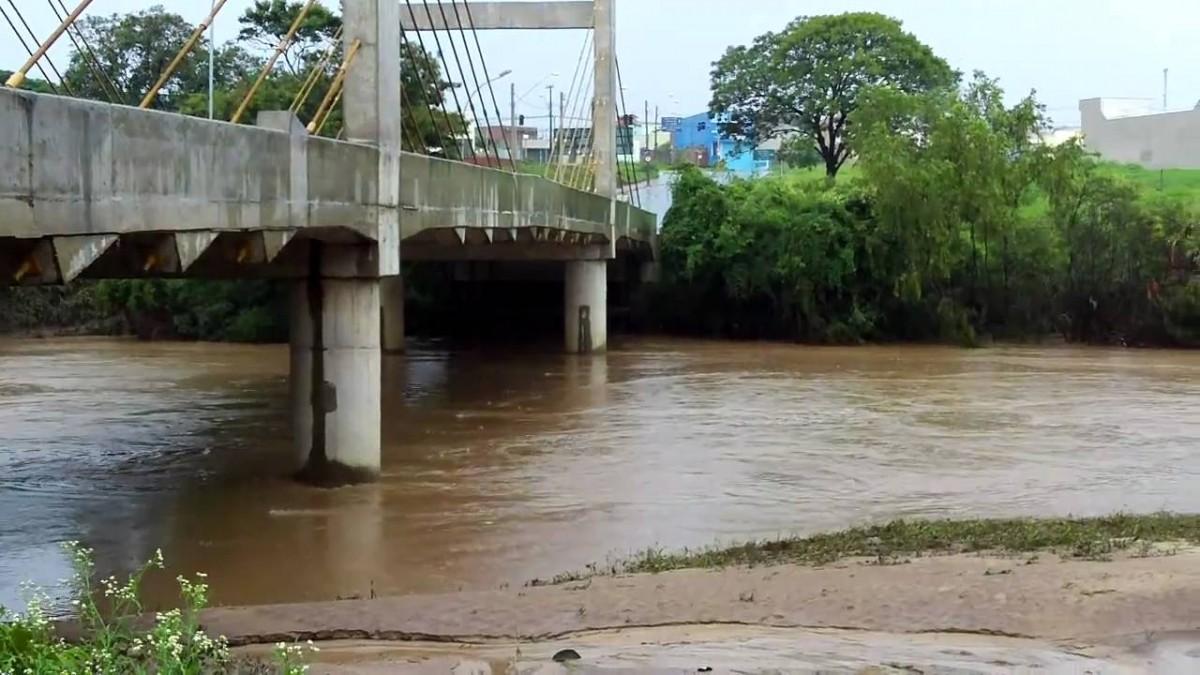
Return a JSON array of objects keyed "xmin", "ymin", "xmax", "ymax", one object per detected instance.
[{"xmin": 0, "ymin": 88, "xmax": 655, "ymax": 284}]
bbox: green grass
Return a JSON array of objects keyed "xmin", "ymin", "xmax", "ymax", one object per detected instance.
[
  {"xmin": 1099, "ymin": 163, "xmax": 1200, "ymax": 201},
  {"xmin": 531, "ymin": 513, "xmax": 1200, "ymax": 585},
  {"xmin": 781, "ymin": 161, "xmax": 1200, "ymax": 220}
]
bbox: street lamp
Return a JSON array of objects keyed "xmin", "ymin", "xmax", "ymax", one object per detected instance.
[{"xmin": 465, "ymin": 69, "xmax": 513, "ymax": 110}]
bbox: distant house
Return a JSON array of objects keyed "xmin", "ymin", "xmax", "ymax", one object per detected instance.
[
  {"xmin": 669, "ymin": 112, "xmax": 778, "ymax": 177},
  {"xmin": 476, "ymin": 125, "xmax": 539, "ymax": 160}
]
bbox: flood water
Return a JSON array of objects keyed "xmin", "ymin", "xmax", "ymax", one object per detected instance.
[{"xmin": 2, "ymin": 337, "xmax": 1199, "ymax": 610}]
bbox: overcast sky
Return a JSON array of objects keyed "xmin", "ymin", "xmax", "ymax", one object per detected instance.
[{"xmin": 3, "ymin": 0, "xmax": 1198, "ymax": 128}]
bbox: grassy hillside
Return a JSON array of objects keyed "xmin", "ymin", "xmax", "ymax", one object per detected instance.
[{"xmin": 1102, "ymin": 164, "xmax": 1200, "ymax": 201}]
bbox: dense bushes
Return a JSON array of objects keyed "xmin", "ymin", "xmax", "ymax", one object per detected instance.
[
  {"xmin": 649, "ymin": 76, "xmax": 1200, "ymax": 346},
  {"xmin": 93, "ymin": 280, "xmax": 289, "ymax": 342},
  {"xmin": 653, "ymin": 169, "xmax": 882, "ymax": 341},
  {"xmin": 1, "ymin": 281, "xmax": 288, "ymax": 342}
]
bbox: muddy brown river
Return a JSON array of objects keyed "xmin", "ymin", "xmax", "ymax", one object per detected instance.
[{"xmin": 1, "ymin": 337, "xmax": 1198, "ymax": 610}]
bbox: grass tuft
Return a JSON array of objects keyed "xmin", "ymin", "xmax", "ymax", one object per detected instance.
[{"xmin": 535, "ymin": 513, "xmax": 1200, "ymax": 585}]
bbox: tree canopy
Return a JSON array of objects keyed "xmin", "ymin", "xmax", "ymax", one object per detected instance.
[
  {"xmin": 710, "ymin": 12, "xmax": 957, "ymax": 177},
  {"xmin": 237, "ymin": 0, "xmax": 342, "ymax": 75}
]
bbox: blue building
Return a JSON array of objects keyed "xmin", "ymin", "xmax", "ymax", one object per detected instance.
[{"xmin": 668, "ymin": 112, "xmax": 777, "ymax": 178}]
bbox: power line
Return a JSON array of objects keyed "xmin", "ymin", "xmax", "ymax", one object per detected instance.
[
  {"xmin": 430, "ymin": 0, "xmax": 495, "ymax": 166},
  {"xmin": 49, "ymin": 0, "xmax": 121, "ymax": 103},
  {"xmin": 4, "ymin": 1, "xmax": 71, "ymax": 96},
  {"xmin": 458, "ymin": 0, "xmax": 516, "ymax": 172}
]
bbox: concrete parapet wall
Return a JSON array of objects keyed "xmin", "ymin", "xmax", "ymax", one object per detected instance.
[
  {"xmin": 1080, "ymin": 98, "xmax": 1200, "ymax": 169},
  {"xmin": 399, "ymin": 153, "xmax": 656, "ymax": 244},
  {"xmin": 1, "ymin": 88, "xmax": 302, "ymax": 237}
]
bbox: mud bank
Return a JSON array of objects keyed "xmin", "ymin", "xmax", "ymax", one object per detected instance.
[{"xmin": 209, "ymin": 549, "xmax": 1200, "ymax": 672}]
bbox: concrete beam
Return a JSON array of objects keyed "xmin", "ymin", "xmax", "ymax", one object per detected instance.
[
  {"xmin": 399, "ymin": 2, "xmax": 594, "ymax": 30},
  {"xmin": 402, "ymin": 240, "xmax": 612, "ymax": 261}
]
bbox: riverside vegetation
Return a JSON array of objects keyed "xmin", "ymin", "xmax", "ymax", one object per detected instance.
[
  {"xmin": 0, "ymin": 543, "xmax": 314, "ymax": 674},
  {"xmin": 644, "ymin": 82, "xmax": 1199, "ymax": 345},
  {"xmin": 638, "ymin": 12, "xmax": 1200, "ymax": 345}
]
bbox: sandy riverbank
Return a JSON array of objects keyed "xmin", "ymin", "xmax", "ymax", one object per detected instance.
[{"xmin": 208, "ymin": 548, "xmax": 1200, "ymax": 673}]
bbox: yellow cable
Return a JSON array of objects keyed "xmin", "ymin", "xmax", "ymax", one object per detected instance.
[
  {"xmin": 306, "ymin": 39, "xmax": 360, "ymax": 134},
  {"xmin": 290, "ymin": 26, "xmax": 342, "ymax": 114},
  {"xmin": 231, "ymin": 0, "xmax": 317, "ymax": 123},
  {"xmin": 4, "ymin": 0, "xmax": 93, "ymax": 89},
  {"xmin": 140, "ymin": 0, "xmax": 230, "ymax": 108}
]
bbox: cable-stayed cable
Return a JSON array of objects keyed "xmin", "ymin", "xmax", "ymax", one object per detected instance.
[
  {"xmin": 413, "ymin": 0, "xmax": 476, "ymax": 162},
  {"xmin": 459, "ymin": 0, "xmax": 516, "ymax": 172},
  {"xmin": 551, "ymin": 31, "xmax": 592, "ymax": 183},
  {"xmin": 48, "ymin": 0, "xmax": 119, "ymax": 102},
  {"xmin": 400, "ymin": 5, "xmax": 465, "ymax": 159},
  {"xmin": 560, "ymin": 52, "xmax": 594, "ymax": 185},
  {"xmin": 444, "ymin": 0, "xmax": 500, "ymax": 167},
  {"xmin": 564, "ymin": 65, "xmax": 595, "ymax": 189},
  {"xmin": 6, "ymin": 0, "xmax": 74, "ymax": 96},
  {"xmin": 430, "ymin": 0, "xmax": 494, "ymax": 166},
  {"xmin": 290, "ymin": 26, "xmax": 342, "ymax": 114},
  {"xmin": 0, "ymin": 5, "xmax": 58, "ymax": 94},
  {"xmin": 398, "ymin": 83, "xmax": 428, "ymax": 154},
  {"xmin": 616, "ymin": 56, "xmax": 641, "ymax": 207},
  {"xmin": 400, "ymin": 28, "xmax": 444, "ymax": 153},
  {"xmin": 403, "ymin": 23, "xmax": 458, "ymax": 156}
]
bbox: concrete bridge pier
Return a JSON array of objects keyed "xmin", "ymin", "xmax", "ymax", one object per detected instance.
[
  {"xmin": 291, "ymin": 243, "xmax": 382, "ymax": 484},
  {"xmin": 565, "ymin": 260, "xmax": 607, "ymax": 353}
]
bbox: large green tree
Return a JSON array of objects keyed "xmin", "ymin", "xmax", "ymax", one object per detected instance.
[
  {"xmin": 237, "ymin": 0, "xmax": 341, "ymax": 75},
  {"xmin": 62, "ymin": 6, "xmax": 253, "ymax": 109},
  {"xmin": 710, "ymin": 12, "xmax": 956, "ymax": 177},
  {"xmin": 852, "ymin": 72, "xmax": 1050, "ymax": 333}
]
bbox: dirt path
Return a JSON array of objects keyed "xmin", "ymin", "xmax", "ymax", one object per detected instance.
[{"xmin": 209, "ymin": 549, "xmax": 1200, "ymax": 672}]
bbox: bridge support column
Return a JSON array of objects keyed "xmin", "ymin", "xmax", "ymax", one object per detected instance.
[
  {"xmin": 343, "ymin": 0, "xmax": 403, "ymax": 357},
  {"xmin": 291, "ymin": 244, "xmax": 381, "ymax": 484},
  {"xmin": 380, "ymin": 275, "xmax": 405, "ymax": 353},
  {"xmin": 565, "ymin": 260, "xmax": 607, "ymax": 353}
]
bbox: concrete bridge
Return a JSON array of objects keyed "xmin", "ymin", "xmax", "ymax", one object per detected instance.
[{"xmin": 0, "ymin": 0, "xmax": 656, "ymax": 484}]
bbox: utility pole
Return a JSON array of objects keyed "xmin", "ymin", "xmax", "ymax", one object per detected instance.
[
  {"xmin": 547, "ymin": 84, "xmax": 554, "ymax": 154},
  {"xmin": 644, "ymin": 99, "xmax": 649, "ymax": 157},
  {"xmin": 510, "ymin": 81, "xmax": 518, "ymax": 162},
  {"xmin": 1163, "ymin": 68, "xmax": 1169, "ymax": 110},
  {"xmin": 560, "ymin": 91, "xmax": 568, "ymax": 158}
]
